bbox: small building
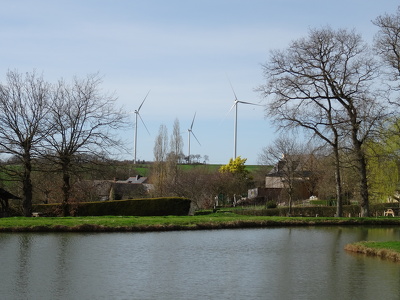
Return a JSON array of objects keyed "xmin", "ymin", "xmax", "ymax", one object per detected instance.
[
  {"xmin": 247, "ymin": 154, "xmax": 316, "ymax": 205},
  {"xmin": 111, "ymin": 175, "xmax": 152, "ymax": 200},
  {"xmin": 73, "ymin": 175, "xmax": 153, "ymax": 202},
  {"xmin": 116, "ymin": 175, "xmax": 148, "ymax": 184},
  {"xmin": 263, "ymin": 154, "xmax": 315, "ymax": 204},
  {"xmin": 0, "ymin": 188, "xmax": 21, "ymax": 217}
]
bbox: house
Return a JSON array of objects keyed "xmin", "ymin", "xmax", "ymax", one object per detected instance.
[
  {"xmin": 117, "ymin": 175, "xmax": 147, "ymax": 184},
  {"xmin": 264, "ymin": 154, "xmax": 315, "ymax": 203},
  {"xmin": 112, "ymin": 175, "xmax": 152, "ymax": 200},
  {"xmin": 0, "ymin": 188, "xmax": 21, "ymax": 217},
  {"xmin": 73, "ymin": 175, "xmax": 153, "ymax": 202},
  {"xmin": 248, "ymin": 154, "xmax": 316, "ymax": 205}
]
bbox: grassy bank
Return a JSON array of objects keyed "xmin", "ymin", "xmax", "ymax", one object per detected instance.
[
  {"xmin": 345, "ymin": 241, "xmax": 400, "ymax": 262},
  {"xmin": 1, "ymin": 214, "xmax": 400, "ymax": 232}
]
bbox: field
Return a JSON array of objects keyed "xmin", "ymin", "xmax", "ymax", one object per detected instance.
[{"xmin": 133, "ymin": 163, "xmax": 264, "ymax": 177}]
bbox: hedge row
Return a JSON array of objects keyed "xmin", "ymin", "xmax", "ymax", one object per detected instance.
[
  {"xmin": 33, "ymin": 197, "xmax": 192, "ymax": 217},
  {"xmin": 235, "ymin": 203, "xmax": 399, "ymax": 217}
]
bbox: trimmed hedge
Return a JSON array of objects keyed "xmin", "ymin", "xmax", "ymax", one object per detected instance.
[
  {"xmin": 235, "ymin": 203, "xmax": 399, "ymax": 217},
  {"xmin": 33, "ymin": 197, "xmax": 192, "ymax": 217}
]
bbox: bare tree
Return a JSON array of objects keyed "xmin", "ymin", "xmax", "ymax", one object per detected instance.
[
  {"xmin": 172, "ymin": 166, "xmax": 216, "ymax": 210},
  {"xmin": 259, "ymin": 136, "xmax": 308, "ymax": 215},
  {"xmin": 258, "ymin": 28, "xmax": 349, "ymax": 216},
  {"xmin": 31, "ymin": 161, "xmax": 63, "ymax": 204},
  {"xmin": 259, "ymin": 27, "xmax": 386, "ymax": 216},
  {"xmin": 373, "ymin": 7, "xmax": 400, "ymax": 85},
  {"xmin": 44, "ymin": 74, "xmax": 127, "ymax": 216},
  {"xmin": 0, "ymin": 70, "xmax": 51, "ymax": 216},
  {"xmin": 373, "ymin": 7, "xmax": 400, "ymax": 150}
]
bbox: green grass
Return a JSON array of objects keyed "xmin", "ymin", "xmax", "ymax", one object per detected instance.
[
  {"xmin": 2, "ymin": 214, "xmax": 400, "ymax": 232},
  {"xmin": 309, "ymin": 200, "xmax": 331, "ymax": 206},
  {"xmin": 356, "ymin": 241, "xmax": 400, "ymax": 253},
  {"xmin": 134, "ymin": 164, "xmax": 262, "ymax": 175},
  {"xmin": 0, "ymin": 214, "xmax": 261, "ymax": 228},
  {"xmin": 345, "ymin": 241, "xmax": 400, "ymax": 262}
]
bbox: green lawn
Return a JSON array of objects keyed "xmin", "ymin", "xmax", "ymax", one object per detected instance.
[
  {"xmin": 354, "ymin": 241, "xmax": 400, "ymax": 253},
  {"xmin": 345, "ymin": 241, "xmax": 400, "ymax": 262},
  {"xmin": 2, "ymin": 214, "xmax": 400, "ymax": 232},
  {"xmin": 0, "ymin": 214, "xmax": 277, "ymax": 229}
]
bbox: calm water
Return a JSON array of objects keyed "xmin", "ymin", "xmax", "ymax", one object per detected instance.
[{"xmin": 1, "ymin": 227, "xmax": 400, "ymax": 300}]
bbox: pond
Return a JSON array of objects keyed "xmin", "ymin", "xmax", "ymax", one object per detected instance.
[{"xmin": 1, "ymin": 226, "xmax": 400, "ymax": 300}]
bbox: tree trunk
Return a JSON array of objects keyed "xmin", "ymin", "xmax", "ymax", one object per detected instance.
[
  {"xmin": 22, "ymin": 155, "xmax": 33, "ymax": 217},
  {"xmin": 358, "ymin": 155, "xmax": 369, "ymax": 217},
  {"xmin": 333, "ymin": 145, "xmax": 344, "ymax": 217},
  {"xmin": 352, "ymin": 129, "xmax": 369, "ymax": 217},
  {"xmin": 61, "ymin": 162, "xmax": 71, "ymax": 217},
  {"xmin": 287, "ymin": 187, "xmax": 293, "ymax": 216}
]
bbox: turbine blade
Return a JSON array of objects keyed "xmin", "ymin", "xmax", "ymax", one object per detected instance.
[
  {"xmin": 228, "ymin": 77, "xmax": 237, "ymax": 100},
  {"xmin": 138, "ymin": 113, "xmax": 150, "ymax": 135},
  {"xmin": 190, "ymin": 112, "xmax": 197, "ymax": 130},
  {"xmin": 228, "ymin": 102, "xmax": 237, "ymax": 113},
  {"xmin": 226, "ymin": 74, "xmax": 238, "ymax": 100},
  {"xmin": 138, "ymin": 90, "xmax": 151, "ymax": 112},
  {"xmin": 191, "ymin": 131, "xmax": 201, "ymax": 146},
  {"xmin": 219, "ymin": 102, "xmax": 237, "ymax": 125},
  {"xmin": 237, "ymin": 100, "xmax": 263, "ymax": 106}
]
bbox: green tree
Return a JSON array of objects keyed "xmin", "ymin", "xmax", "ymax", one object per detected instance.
[
  {"xmin": 219, "ymin": 156, "xmax": 249, "ymax": 176},
  {"xmin": 366, "ymin": 119, "xmax": 400, "ymax": 203},
  {"xmin": 219, "ymin": 156, "xmax": 252, "ymax": 205}
]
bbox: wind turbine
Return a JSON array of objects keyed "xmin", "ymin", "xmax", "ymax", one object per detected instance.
[
  {"xmin": 187, "ymin": 112, "xmax": 201, "ymax": 163},
  {"xmin": 133, "ymin": 90, "xmax": 151, "ymax": 164},
  {"xmin": 227, "ymin": 81, "xmax": 262, "ymax": 159}
]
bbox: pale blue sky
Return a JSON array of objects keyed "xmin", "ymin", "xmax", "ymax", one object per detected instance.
[{"xmin": 0, "ymin": 1, "xmax": 398, "ymax": 164}]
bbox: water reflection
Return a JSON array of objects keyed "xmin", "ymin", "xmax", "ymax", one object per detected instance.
[
  {"xmin": 15, "ymin": 234, "xmax": 31, "ymax": 299},
  {"xmin": 0, "ymin": 227, "xmax": 399, "ymax": 300}
]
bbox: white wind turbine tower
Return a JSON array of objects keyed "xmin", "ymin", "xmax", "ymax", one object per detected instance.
[
  {"xmin": 227, "ymin": 81, "xmax": 263, "ymax": 159},
  {"xmin": 187, "ymin": 112, "xmax": 201, "ymax": 163},
  {"xmin": 133, "ymin": 90, "xmax": 151, "ymax": 164}
]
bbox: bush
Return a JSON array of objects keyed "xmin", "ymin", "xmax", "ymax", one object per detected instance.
[
  {"xmin": 235, "ymin": 203, "xmax": 400, "ymax": 217},
  {"xmin": 33, "ymin": 197, "xmax": 192, "ymax": 217},
  {"xmin": 309, "ymin": 200, "xmax": 331, "ymax": 206},
  {"xmin": 266, "ymin": 201, "xmax": 277, "ymax": 209}
]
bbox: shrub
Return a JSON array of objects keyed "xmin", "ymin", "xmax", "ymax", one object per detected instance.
[
  {"xmin": 33, "ymin": 197, "xmax": 192, "ymax": 216},
  {"xmin": 266, "ymin": 201, "xmax": 277, "ymax": 209},
  {"xmin": 235, "ymin": 203, "xmax": 399, "ymax": 217}
]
